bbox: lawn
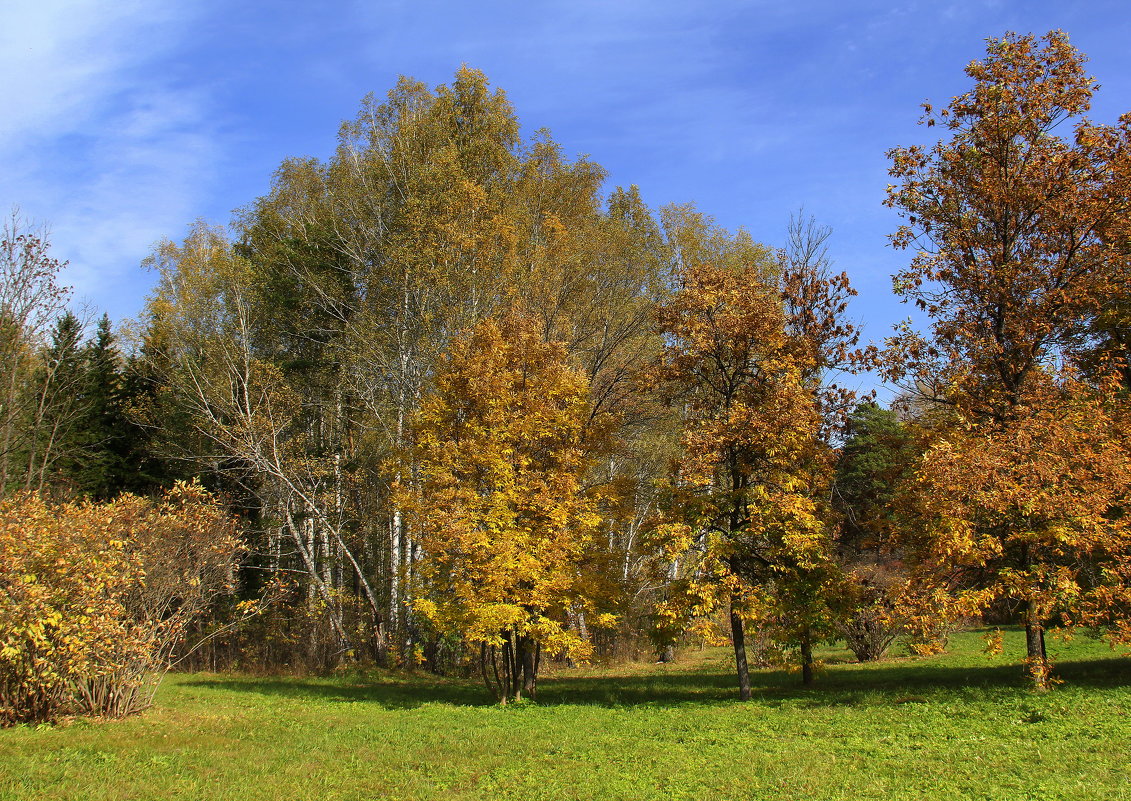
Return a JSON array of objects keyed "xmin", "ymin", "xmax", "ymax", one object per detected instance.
[{"xmin": 2, "ymin": 629, "xmax": 1129, "ymax": 800}]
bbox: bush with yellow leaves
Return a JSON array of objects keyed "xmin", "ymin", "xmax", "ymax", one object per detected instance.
[{"xmin": 0, "ymin": 482, "xmax": 241, "ymax": 724}]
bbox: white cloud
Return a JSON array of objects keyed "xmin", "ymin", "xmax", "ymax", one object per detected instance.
[{"xmin": 0, "ymin": 0, "xmax": 219, "ymax": 320}]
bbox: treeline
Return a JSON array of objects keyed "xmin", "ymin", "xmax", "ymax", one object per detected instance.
[
  {"xmin": 0, "ymin": 238, "xmax": 160, "ymax": 501},
  {"xmin": 2, "ymin": 31, "xmax": 1129, "ymax": 715}
]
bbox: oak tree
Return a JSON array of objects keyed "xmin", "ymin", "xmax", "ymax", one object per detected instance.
[
  {"xmin": 654, "ymin": 209, "xmax": 841, "ymax": 697},
  {"xmin": 885, "ymin": 31, "xmax": 1131, "ymax": 686}
]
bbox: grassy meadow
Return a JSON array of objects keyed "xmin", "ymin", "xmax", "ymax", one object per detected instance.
[{"xmin": 2, "ymin": 629, "xmax": 1129, "ymax": 801}]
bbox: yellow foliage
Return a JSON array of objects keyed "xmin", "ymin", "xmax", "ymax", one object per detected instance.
[
  {"xmin": 0, "ymin": 483, "xmax": 241, "ymax": 724},
  {"xmin": 402, "ymin": 314, "xmax": 597, "ymax": 662},
  {"xmin": 647, "ymin": 214, "xmax": 862, "ymax": 681}
]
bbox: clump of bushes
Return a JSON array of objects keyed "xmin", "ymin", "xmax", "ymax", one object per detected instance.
[
  {"xmin": 0, "ymin": 482, "xmax": 242, "ymax": 725},
  {"xmin": 839, "ymin": 562, "xmax": 907, "ymax": 663}
]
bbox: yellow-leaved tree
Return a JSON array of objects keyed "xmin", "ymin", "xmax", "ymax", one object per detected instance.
[{"xmin": 402, "ymin": 314, "xmax": 599, "ymax": 703}]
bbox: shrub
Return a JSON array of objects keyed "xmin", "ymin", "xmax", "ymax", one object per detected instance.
[
  {"xmin": 839, "ymin": 562, "xmax": 906, "ymax": 662},
  {"xmin": 0, "ymin": 482, "xmax": 241, "ymax": 724}
]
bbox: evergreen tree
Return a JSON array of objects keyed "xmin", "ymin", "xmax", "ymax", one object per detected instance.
[
  {"xmin": 833, "ymin": 401, "xmax": 918, "ymax": 661},
  {"xmin": 78, "ymin": 314, "xmax": 129, "ymax": 499}
]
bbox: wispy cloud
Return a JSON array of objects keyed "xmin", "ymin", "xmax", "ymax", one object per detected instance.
[
  {"xmin": 3, "ymin": 0, "xmax": 1128, "ymax": 346},
  {"xmin": 0, "ymin": 0, "xmax": 219, "ymax": 319}
]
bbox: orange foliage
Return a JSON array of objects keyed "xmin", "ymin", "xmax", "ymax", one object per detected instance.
[
  {"xmin": 652, "ymin": 211, "xmax": 853, "ymax": 693},
  {"xmin": 885, "ymin": 31, "xmax": 1131, "ymax": 419},
  {"xmin": 899, "ymin": 377, "xmax": 1131, "ymax": 674},
  {"xmin": 884, "ymin": 31, "xmax": 1131, "ymax": 687}
]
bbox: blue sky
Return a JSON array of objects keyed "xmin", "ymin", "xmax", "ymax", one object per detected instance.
[{"xmin": 3, "ymin": 0, "xmax": 1130, "ymax": 388}]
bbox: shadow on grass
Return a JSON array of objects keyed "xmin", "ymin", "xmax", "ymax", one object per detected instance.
[
  {"xmin": 178, "ymin": 673, "xmax": 487, "ymax": 709},
  {"xmin": 543, "ymin": 654, "xmax": 1131, "ymax": 707},
  {"xmin": 179, "ymin": 650, "xmax": 1131, "ymax": 710}
]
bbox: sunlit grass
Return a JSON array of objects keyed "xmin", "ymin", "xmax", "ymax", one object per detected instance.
[{"xmin": 2, "ymin": 629, "xmax": 1129, "ymax": 800}]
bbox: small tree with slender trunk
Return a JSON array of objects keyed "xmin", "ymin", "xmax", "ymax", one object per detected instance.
[{"xmin": 0, "ymin": 213, "xmax": 69, "ymax": 497}]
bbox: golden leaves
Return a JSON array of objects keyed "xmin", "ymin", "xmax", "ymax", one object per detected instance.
[
  {"xmin": 404, "ymin": 314, "xmax": 597, "ymax": 655},
  {"xmin": 900, "ymin": 375, "xmax": 1131, "ymax": 644},
  {"xmin": 651, "ymin": 214, "xmax": 851, "ymax": 653},
  {"xmin": 0, "ymin": 483, "xmax": 242, "ymax": 724}
]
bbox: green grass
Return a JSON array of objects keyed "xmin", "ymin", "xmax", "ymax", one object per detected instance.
[{"xmin": 2, "ymin": 629, "xmax": 1129, "ymax": 800}]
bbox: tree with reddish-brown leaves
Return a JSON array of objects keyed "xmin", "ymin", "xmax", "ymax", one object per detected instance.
[{"xmin": 884, "ymin": 31, "xmax": 1131, "ymax": 688}]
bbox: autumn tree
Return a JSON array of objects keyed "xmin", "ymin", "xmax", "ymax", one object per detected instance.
[
  {"xmin": 1, "ymin": 217, "xmax": 159, "ymax": 503},
  {"xmin": 142, "ymin": 67, "xmax": 673, "ymax": 671},
  {"xmin": 23, "ymin": 311, "xmax": 90, "ymax": 494},
  {"xmin": 403, "ymin": 315, "xmax": 599, "ymax": 703},
  {"xmin": 145, "ymin": 222, "xmax": 383, "ymax": 663},
  {"xmin": 885, "ymin": 31, "xmax": 1131, "ymax": 686},
  {"xmin": 654, "ymin": 208, "xmax": 846, "ymax": 697},
  {"xmin": 515, "ymin": 180, "xmax": 674, "ymax": 659}
]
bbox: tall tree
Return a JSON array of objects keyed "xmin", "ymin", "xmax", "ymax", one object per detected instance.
[
  {"xmin": 24, "ymin": 311, "xmax": 89, "ymax": 493},
  {"xmin": 142, "ymin": 67, "xmax": 679, "ymax": 670},
  {"xmin": 884, "ymin": 31, "xmax": 1131, "ymax": 686},
  {"xmin": 146, "ymin": 222, "xmax": 382, "ymax": 659},
  {"xmin": 654, "ymin": 208, "xmax": 837, "ymax": 697},
  {"xmin": 78, "ymin": 315, "xmax": 130, "ymax": 499}
]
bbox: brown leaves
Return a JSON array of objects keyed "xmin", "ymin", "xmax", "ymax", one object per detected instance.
[
  {"xmin": 882, "ymin": 32, "xmax": 1131, "ymax": 667},
  {"xmin": 649, "ymin": 212, "xmax": 857, "ymax": 665},
  {"xmin": 899, "ymin": 374, "xmax": 1131, "ymax": 638},
  {"xmin": 884, "ymin": 31, "xmax": 1130, "ymax": 418}
]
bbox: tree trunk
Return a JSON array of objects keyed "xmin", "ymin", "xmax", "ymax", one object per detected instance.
[
  {"xmin": 504, "ymin": 630, "xmax": 521, "ymax": 702},
  {"xmin": 1022, "ymin": 543, "xmax": 1051, "ymax": 690},
  {"xmin": 0, "ymin": 355, "xmax": 22, "ymax": 493},
  {"xmin": 283, "ymin": 506, "xmax": 352, "ymax": 650},
  {"xmin": 1025, "ymin": 598, "xmax": 1050, "ymax": 690},
  {"xmin": 730, "ymin": 598, "xmax": 752, "ymax": 701},
  {"xmin": 477, "ymin": 632, "xmax": 541, "ymax": 704},
  {"xmin": 520, "ymin": 637, "xmax": 538, "ymax": 701},
  {"xmin": 389, "ymin": 509, "xmax": 402, "ymax": 650},
  {"xmin": 800, "ymin": 626, "xmax": 814, "ymax": 686},
  {"xmin": 480, "ymin": 643, "xmax": 495, "ymax": 699}
]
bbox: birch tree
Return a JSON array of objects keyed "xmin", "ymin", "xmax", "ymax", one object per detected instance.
[{"xmin": 0, "ymin": 214, "xmax": 70, "ymax": 496}]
